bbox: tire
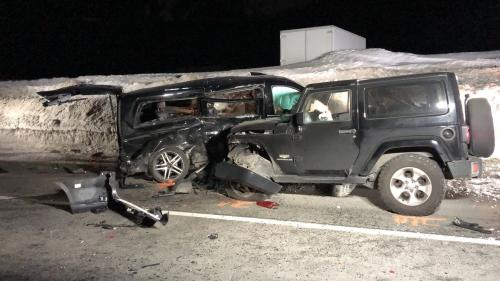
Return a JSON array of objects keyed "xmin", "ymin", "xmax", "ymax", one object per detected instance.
[
  {"xmin": 466, "ymin": 98, "xmax": 495, "ymax": 157},
  {"xmin": 225, "ymin": 182, "xmax": 270, "ymax": 202},
  {"xmin": 148, "ymin": 146, "xmax": 190, "ymax": 183},
  {"xmin": 377, "ymin": 154, "xmax": 445, "ymax": 216}
]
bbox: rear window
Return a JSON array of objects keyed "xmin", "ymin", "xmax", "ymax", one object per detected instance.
[
  {"xmin": 137, "ymin": 99, "xmax": 198, "ymax": 125},
  {"xmin": 365, "ymin": 81, "xmax": 448, "ymax": 119}
]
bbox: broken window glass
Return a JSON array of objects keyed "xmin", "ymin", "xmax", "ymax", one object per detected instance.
[
  {"xmin": 303, "ymin": 90, "xmax": 350, "ymax": 123},
  {"xmin": 205, "ymin": 87, "xmax": 263, "ymax": 100},
  {"xmin": 138, "ymin": 98, "xmax": 198, "ymax": 124},
  {"xmin": 205, "ymin": 100, "xmax": 257, "ymax": 117}
]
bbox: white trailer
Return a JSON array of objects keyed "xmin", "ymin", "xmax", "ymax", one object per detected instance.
[{"xmin": 280, "ymin": 25, "xmax": 366, "ymax": 65}]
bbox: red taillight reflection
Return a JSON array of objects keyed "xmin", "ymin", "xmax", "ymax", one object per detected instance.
[{"xmin": 472, "ymin": 162, "xmax": 479, "ymax": 174}]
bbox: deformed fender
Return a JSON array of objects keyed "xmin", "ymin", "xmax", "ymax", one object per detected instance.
[
  {"xmin": 215, "ymin": 162, "xmax": 282, "ymax": 194},
  {"xmin": 56, "ymin": 174, "xmax": 109, "ymax": 214}
]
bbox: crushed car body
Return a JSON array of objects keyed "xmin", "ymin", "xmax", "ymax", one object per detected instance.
[{"xmin": 38, "ymin": 74, "xmax": 304, "ymax": 183}]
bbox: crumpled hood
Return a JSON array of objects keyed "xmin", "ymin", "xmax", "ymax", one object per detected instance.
[{"xmin": 230, "ymin": 117, "xmax": 282, "ymax": 133}]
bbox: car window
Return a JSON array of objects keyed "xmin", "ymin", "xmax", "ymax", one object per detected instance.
[
  {"xmin": 137, "ymin": 98, "xmax": 198, "ymax": 125},
  {"xmin": 205, "ymin": 100, "xmax": 257, "ymax": 117},
  {"xmin": 303, "ymin": 90, "xmax": 350, "ymax": 124},
  {"xmin": 271, "ymin": 86, "xmax": 301, "ymax": 114},
  {"xmin": 205, "ymin": 87, "xmax": 262, "ymax": 100},
  {"xmin": 365, "ymin": 81, "xmax": 448, "ymax": 119}
]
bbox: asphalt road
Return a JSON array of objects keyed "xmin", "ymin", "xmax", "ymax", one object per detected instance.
[{"xmin": 0, "ymin": 162, "xmax": 499, "ymax": 281}]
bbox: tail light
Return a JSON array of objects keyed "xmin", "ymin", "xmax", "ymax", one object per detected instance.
[
  {"xmin": 462, "ymin": 125, "xmax": 470, "ymax": 144},
  {"xmin": 471, "ymin": 161, "xmax": 480, "ymax": 177}
]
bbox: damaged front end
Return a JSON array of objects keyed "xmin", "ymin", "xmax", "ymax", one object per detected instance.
[{"xmin": 57, "ymin": 172, "xmax": 168, "ymax": 227}]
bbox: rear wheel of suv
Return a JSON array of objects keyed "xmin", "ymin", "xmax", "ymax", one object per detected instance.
[
  {"xmin": 377, "ymin": 154, "xmax": 445, "ymax": 216},
  {"xmin": 149, "ymin": 146, "xmax": 190, "ymax": 182}
]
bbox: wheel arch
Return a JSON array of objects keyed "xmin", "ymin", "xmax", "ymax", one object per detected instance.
[{"xmin": 362, "ymin": 140, "xmax": 449, "ymax": 178}]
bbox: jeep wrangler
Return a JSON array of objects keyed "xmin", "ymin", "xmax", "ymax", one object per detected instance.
[{"xmin": 215, "ymin": 72, "xmax": 495, "ymax": 216}]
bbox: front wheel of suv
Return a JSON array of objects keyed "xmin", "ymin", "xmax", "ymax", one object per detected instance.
[{"xmin": 377, "ymin": 154, "xmax": 445, "ymax": 216}]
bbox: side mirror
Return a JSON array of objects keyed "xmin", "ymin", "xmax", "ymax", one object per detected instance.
[{"xmin": 293, "ymin": 112, "xmax": 304, "ymax": 126}]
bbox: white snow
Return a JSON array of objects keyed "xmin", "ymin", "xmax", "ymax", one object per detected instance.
[{"xmin": 0, "ymin": 48, "xmax": 499, "ymax": 198}]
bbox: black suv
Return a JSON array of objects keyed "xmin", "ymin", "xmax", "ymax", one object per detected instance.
[
  {"xmin": 38, "ymin": 74, "xmax": 303, "ymax": 182},
  {"xmin": 216, "ymin": 72, "xmax": 495, "ymax": 215}
]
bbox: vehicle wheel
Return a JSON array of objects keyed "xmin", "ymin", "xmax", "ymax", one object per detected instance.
[
  {"xmin": 377, "ymin": 154, "xmax": 445, "ymax": 216},
  {"xmin": 225, "ymin": 181, "xmax": 270, "ymax": 202},
  {"xmin": 466, "ymin": 98, "xmax": 495, "ymax": 157},
  {"xmin": 149, "ymin": 147, "xmax": 190, "ymax": 182}
]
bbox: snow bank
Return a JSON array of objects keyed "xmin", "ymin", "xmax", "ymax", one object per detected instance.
[{"xmin": 1, "ymin": 48, "xmax": 499, "ymax": 162}]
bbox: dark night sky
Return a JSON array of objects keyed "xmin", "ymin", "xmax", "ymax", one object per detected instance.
[{"xmin": 0, "ymin": 0, "xmax": 499, "ymax": 80}]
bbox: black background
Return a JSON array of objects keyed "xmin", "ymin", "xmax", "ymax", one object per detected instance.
[{"xmin": 0, "ymin": 0, "xmax": 499, "ymax": 80}]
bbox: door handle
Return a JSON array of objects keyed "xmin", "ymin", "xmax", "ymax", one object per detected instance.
[{"xmin": 339, "ymin": 129, "xmax": 357, "ymax": 134}]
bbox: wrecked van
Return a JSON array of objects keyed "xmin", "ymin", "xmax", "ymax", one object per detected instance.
[{"xmin": 38, "ymin": 74, "xmax": 304, "ymax": 182}]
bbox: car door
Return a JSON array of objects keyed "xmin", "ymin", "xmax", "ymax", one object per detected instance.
[{"xmin": 294, "ymin": 86, "xmax": 360, "ymax": 175}]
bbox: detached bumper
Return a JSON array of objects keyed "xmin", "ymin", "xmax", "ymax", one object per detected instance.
[
  {"xmin": 447, "ymin": 156, "xmax": 483, "ymax": 178},
  {"xmin": 215, "ymin": 162, "xmax": 282, "ymax": 194}
]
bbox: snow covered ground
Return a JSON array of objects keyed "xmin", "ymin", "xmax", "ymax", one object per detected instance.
[{"xmin": 0, "ymin": 48, "xmax": 499, "ymax": 198}]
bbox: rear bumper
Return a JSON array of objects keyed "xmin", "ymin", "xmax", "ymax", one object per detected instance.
[
  {"xmin": 215, "ymin": 162, "xmax": 282, "ymax": 194},
  {"xmin": 447, "ymin": 156, "xmax": 483, "ymax": 178}
]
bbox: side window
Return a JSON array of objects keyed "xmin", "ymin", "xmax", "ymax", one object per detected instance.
[
  {"xmin": 204, "ymin": 87, "xmax": 263, "ymax": 117},
  {"xmin": 271, "ymin": 86, "xmax": 301, "ymax": 114},
  {"xmin": 303, "ymin": 90, "xmax": 350, "ymax": 124},
  {"xmin": 137, "ymin": 98, "xmax": 198, "ymax": 125},
  {"xmin": 205, "ymin": 100, "xmax": 257, "ymax": 117},
  {"xmin": 205, "ymin": 87, "xmax": 262, "ymax": 100},
  {"xmin": 365, "ymin": 81, "xmax": 448, "ymax": 119}
]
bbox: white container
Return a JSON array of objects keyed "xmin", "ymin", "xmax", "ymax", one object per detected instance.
[{"xmin": 280, "ymin": 25, "xmax": 366, "ymax": 65}]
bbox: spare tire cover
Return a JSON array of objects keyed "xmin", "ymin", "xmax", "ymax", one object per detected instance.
[{"xmin": 466, "ymin": 98, "xmax": 495, "ymax": 157}]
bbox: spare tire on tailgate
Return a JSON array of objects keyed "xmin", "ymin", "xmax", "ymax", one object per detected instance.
[{"xmin": 466, "ymin": 98, "xmax": 495, "ymax": 157}]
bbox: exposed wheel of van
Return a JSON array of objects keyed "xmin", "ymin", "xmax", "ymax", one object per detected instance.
[
  {"xmin": 377, "ymin": 154, "xmax": 445, "ymax": 216},
  {"xmin": 225, "ymin": 181, "xmax": 270, "ymax": 202},
  {"xmin": 149, "ymin": 146, "xmax": 190, "ymax": 182},
  {"xmin": 466, "ymin": 98, "xmax": 495, "ymax": 157}
]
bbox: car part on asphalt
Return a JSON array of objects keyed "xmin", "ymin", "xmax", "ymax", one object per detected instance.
[
  {"xmin": 452, "ymin": 217, "xmax": 494, "ymax": 234},
  {"xmin": 141, "ymin": 263, "xmax": 160, "ymax": 269},
  {"xmin": 106, "ymin": 173, "xmax": 169, "ymax": 226},
  {"xmin": 207, "ymin": 233, "xmax": 218, "ymax": 240},
  {"xmin": 57, "ymin": 172, "xmax": 168, "ymax": 227},
  {"xmin": 56, "ymin": 175, "xmax": 109, "ymax": 214}
]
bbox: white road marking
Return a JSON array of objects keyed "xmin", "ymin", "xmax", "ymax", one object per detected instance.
[
  {"xmin": 168, "ymin": 211, "xmax": 500, "ymax": 247},
  {"xmin": 0, "ymin": 195, "xmax": 16, "ymax": 200}
]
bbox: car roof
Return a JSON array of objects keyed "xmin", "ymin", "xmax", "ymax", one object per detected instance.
[
  {"xmin": 125, "ymin": 75, "xmax": 304, "ymax": 98},
  {"xmin": 305, "ymin": 72, "xmax": 455, "ymax": 89}
]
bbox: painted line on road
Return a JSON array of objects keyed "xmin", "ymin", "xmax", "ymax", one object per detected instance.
[
  {"xmin": 168, "ymin": 211, "xmax": 500, "ymax": 247},
  {"xmin": 0, "ymin": 195, "xmax": 16, "ymax": 200}
]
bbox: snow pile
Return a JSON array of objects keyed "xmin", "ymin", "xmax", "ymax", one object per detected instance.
[{"xmin": 0, "ymin": 48, "xmax": 499, "ymax": 163}]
